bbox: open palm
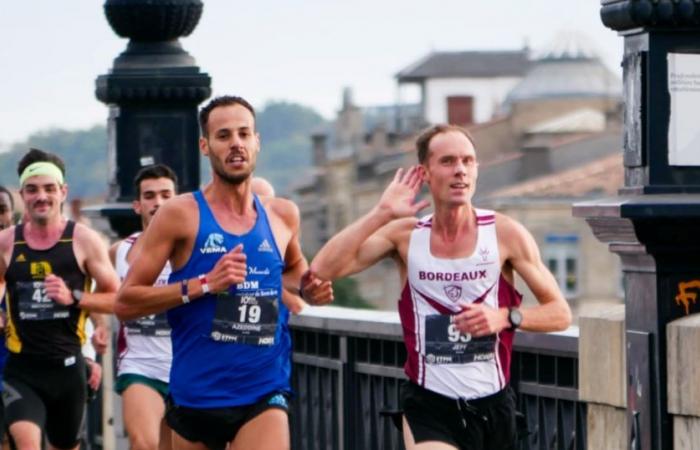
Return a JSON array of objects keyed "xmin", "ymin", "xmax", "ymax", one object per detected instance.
[{"xmin": 379, "ymin": 166, "xmax": 430, "ymax": 219}]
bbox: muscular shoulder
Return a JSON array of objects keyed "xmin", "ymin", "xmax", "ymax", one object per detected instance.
[
  {"xmin": 260, "ymin": 196, "xmax": 300, "ymax": 229},
  {"xmin": 494, "ymin": 213, "xmax": 536, "ymax": 261},
  {"xmin": 73, "ymin": 222, "xmax": 108, "ymax": 250},
  {"xmin": 148, "ymin": 193, "xmax": 197, "ymax": 235},
  {"xmin": 159, "ymin": 193, "xmax": 197, "ymax": 219},
  {"xmin": 382, "ymin": 216, "xmax": 418, "ymax": 248}
]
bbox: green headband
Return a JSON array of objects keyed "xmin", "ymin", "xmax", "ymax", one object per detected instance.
[{"xmin": 19, "ymin": 162, "xmax": 64, "ymax": 187}]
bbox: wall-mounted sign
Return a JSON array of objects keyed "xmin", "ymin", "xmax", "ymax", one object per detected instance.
[{"xmin": 668, "ymin": 53, "xmax": 700, "ymax": 166}]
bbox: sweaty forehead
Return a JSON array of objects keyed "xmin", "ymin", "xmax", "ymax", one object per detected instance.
[
  {"xmin": 428, "ymin": 131, "xmax": 476, "ymax": 157},
  {"xmin": 208, "ymin": 104, "xmax": 256, "ymax": 133}
]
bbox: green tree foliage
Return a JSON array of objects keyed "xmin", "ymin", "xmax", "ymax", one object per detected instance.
[
  {"xmin": 254, "ymin": 101, "xmax": 325, "ymax": 195},
  {"xmin": 2, "ymin": 100, "xmax": 325, "ymax": 200},
  {"xmin": 200, "ymin": 100, "xmax": 325, "ymax": 195},
  {"xmin": 331, "ymin": 277, "xmax": 373, "ymax": 309},
  {"xmin": 0, "ymin": 126, "xmax": 108, "ymax": 199}
]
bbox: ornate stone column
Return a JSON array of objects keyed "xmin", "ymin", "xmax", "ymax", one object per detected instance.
[
  {"xmin": 574, "ymin": 2, "xmax": 700, "ymax": 448},
  {"xmin": 92, "ymin": 0, "xmax": 211, "ymax": 236}
]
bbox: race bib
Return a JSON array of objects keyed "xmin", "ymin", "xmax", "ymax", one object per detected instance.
[
  {"xmin": 424, "ymin": 314, "xmax": 496, "ymax": 365},
  {"xmin": 125, "ymin": 312, "xmax": 171, "ymax": 337},
  {"xmin": 16, "ymin": 281, "xmax": 71, "ymax": 321},
  {"xmin": 210, "ymin": 289, "xmax": 279, "ymax": 346}
]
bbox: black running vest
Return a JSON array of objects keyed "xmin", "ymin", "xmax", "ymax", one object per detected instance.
[{"xmin": 4, "ymin": 221, "xmax": 89, "ymax": 358}]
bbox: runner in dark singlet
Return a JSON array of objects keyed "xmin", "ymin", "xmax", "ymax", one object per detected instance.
[{"xmin": 0, "ymin": 149, "xmax": 119, "ymax": 450}]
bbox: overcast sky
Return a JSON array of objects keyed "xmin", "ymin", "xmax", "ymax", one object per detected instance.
[{"xmin": 0, "ymin": 0, "xmax": 622, "ymax": 146}]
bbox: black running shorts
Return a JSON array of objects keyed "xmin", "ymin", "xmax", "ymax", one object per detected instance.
[
  {"xmin": 401, "ymin": 382, "xmax": 517, "ymax": 450},
  {"xmin": 2, "ymin": 353, "xmax": 87, "ymax": 449},
  {"xmin": 165, "ymin": 391, "xmax": 290, "ymax": 450}
]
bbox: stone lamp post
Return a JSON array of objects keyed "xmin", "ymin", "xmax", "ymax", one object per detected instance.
[
  {"xmin": 90, "ymin": 0, "xmax": 211, "ymax": 237},
  {"xmin": 574, "ymin": 1, "xmax": 700, "ymax": 448}
]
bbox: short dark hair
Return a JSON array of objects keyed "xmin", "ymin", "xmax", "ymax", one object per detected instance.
[
  {"xmin": 133, "ymin": 164, "xmax": 179, "ymax": 198},
  {"xmin": 0, "ymin": 185, "xmax": 14, "ymax": 210},
  {"xmin": 199, "ymin": 95, "xmax": 256, "ymax": 138},
  {"xmin": 17, "ymin": 148, "xmax": 66, "ymax": 178},
  {"xmin": 415, "ymin": 124, "xmax": 476, "ymax": 164}
]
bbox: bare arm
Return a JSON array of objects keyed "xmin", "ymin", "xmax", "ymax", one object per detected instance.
[
  {"xmin": 0, "ymin": 227, "xmax": 16, "ymax": 282},
  {"xmin": 108, "ymin": 241, "xmax": 119, "ymax": 267},
  {"xmin": 115, "ymin": 196, "xmax": 247, "ymax": 321},
  {"xmin": 311, "ymin": 166, "xmax": 429, "ymax": 281},
  {"xmin": 79, "ymin": 226, "xmax": 120, "ymax": 313},
  {"xmin": 115, "ymin": 197, "xmax": 194, "ymax": 320},
  {"xmin": 269, "ymin": 198, "xmax": 331, "ymax": 309},
  {"xmin": 455, "ymin": 215, "xmax": 572, "ymax": 336},
  {"xmin": 44, "ymin": 225, "xmax": 119, "ymax": 314},
  {"xmin": 503, "ymin": 217, "xmax": 572, "ymax": 332},
  {"xmin": 89, "ymin": 311, "xmax": 110, "ymax": 355}
]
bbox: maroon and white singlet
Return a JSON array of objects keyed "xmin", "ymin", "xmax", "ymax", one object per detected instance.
[
  {"xmin": 399, "ymin": 209, "xmax": 522, "ymax": 400},
  {"xmin": 115, "ymin": 232, "xmax": 172, "ymax": 383}
]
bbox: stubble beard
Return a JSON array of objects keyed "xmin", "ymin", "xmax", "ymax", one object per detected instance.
[{"xmin": 211, "ymin": 155, "xmax": 255, "ymax": 186}]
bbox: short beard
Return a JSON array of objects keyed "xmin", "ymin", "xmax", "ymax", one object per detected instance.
[{"xmin": 211, "ymin": 155, "xmax": 254, "ymax": 186}]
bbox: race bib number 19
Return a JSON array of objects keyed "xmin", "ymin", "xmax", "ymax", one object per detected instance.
[{"xmin": 210, "ymin": 291, "xmax": 279, "ymax": 346}]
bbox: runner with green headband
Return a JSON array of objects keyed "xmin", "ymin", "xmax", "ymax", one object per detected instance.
[{"xmin": 0, "ymin": 148, "xmax": 119, "ymax": 450}]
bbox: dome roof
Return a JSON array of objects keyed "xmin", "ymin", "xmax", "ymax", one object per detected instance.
[{"xmin": 504, "ymin": 32, "xmax": 621, "ymax": 105}]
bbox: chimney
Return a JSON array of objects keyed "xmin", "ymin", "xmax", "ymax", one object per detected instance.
[{"xmin": 311, "ymin": 133, "xmax": 328, "ymax": 167}]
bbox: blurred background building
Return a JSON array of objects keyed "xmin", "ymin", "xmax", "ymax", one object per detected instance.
[{"xmin": 294, "ymin": 32, "xmax": 623, "ymax": 317}]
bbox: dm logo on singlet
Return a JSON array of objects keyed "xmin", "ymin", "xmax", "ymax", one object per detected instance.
[
  {"xmin": 200, "ymin": 233, "xmax": 226, "ymax": 254},
  {"xmin": 30, "ymin": 261, "xmax": 52, "ymax": 279},
  {"xmin": 444, "ymin": 285, "xmax": 462, "ymax": 302},
  {"xmin": 236, "ymin": 280, "xmax": 259, "ymax": 290}
]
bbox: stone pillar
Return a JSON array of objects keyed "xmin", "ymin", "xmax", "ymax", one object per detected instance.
[
  {"xmin": 578, "ymin": 304, "xmax": 627, "ymax": 450},
  {"xmin": 667, "ymin": 314, "xmax": 700, "ymax": 449},
  {"xmin": 574, "ymin": 2, "xmax": 700, "ymax": 448},
  {"xmin": 91, "ymin": 0, "xmax": 211, "ymax": 237}
]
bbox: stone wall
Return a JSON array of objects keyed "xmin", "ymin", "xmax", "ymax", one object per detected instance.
[{"xmin": 579, "ymin": 304, "xmax": 627, "ymax": 449}]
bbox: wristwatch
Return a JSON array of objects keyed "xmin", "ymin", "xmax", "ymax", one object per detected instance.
[
  {"xmin": 508, "ymin": 307, "xmax": 523, "ymax": 330},
  {"xmin": 72, "ymin": 289, "xmax": 84, "ymax": 305}
]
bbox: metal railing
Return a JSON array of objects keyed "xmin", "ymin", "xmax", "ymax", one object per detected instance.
[{"xmin": 290, "ymin": 306, "xmax": 586, "ymax": 450}]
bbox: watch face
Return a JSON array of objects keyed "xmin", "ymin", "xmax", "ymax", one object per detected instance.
[
  {"xmin": 509, "ymin": 309, "xmax": 523, "ymax": 328},
  {"xmin": 72, "ymin": 289, "xmax": 83, "ymax": 302}
]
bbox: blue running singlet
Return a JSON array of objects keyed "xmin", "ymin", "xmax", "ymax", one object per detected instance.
[{"xmin": 167, "ymin": 191, "xmax": 290, "ymax": 408}]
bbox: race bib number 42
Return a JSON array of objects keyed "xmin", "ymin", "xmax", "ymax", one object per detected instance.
[
  {"xmin": 16, "ymin": 281, "xmax": 70, "ymax": 321},
  {"xmin": 210, "ymin": 291, "xmax": 279, "ymax": 346},
  {"xmin": 424, "ymin": 314, "xmax": 496, "ymax": 364}
]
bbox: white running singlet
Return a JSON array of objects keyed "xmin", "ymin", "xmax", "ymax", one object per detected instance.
[
  {"xmin": 398, "ymin": 209, "xmax": 522, "ymax": 400},
  {"xmin": 115, "ymin": 233, "xmax": 172, "ymax": 383}
]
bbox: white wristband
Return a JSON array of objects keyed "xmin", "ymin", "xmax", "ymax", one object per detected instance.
[{"xmin": 198, "ymin": 274, "xmax": 210, "ymax": 295}]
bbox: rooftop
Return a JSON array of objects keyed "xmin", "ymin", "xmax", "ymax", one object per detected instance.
[{"xmin": 396, "ymin": 49, "xmax": 530, "ymax": 82}]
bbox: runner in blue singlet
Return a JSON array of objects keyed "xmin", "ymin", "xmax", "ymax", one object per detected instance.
[{"xmin": 115, "ymin": 95, "xmax": 333, "ymax": 450}]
